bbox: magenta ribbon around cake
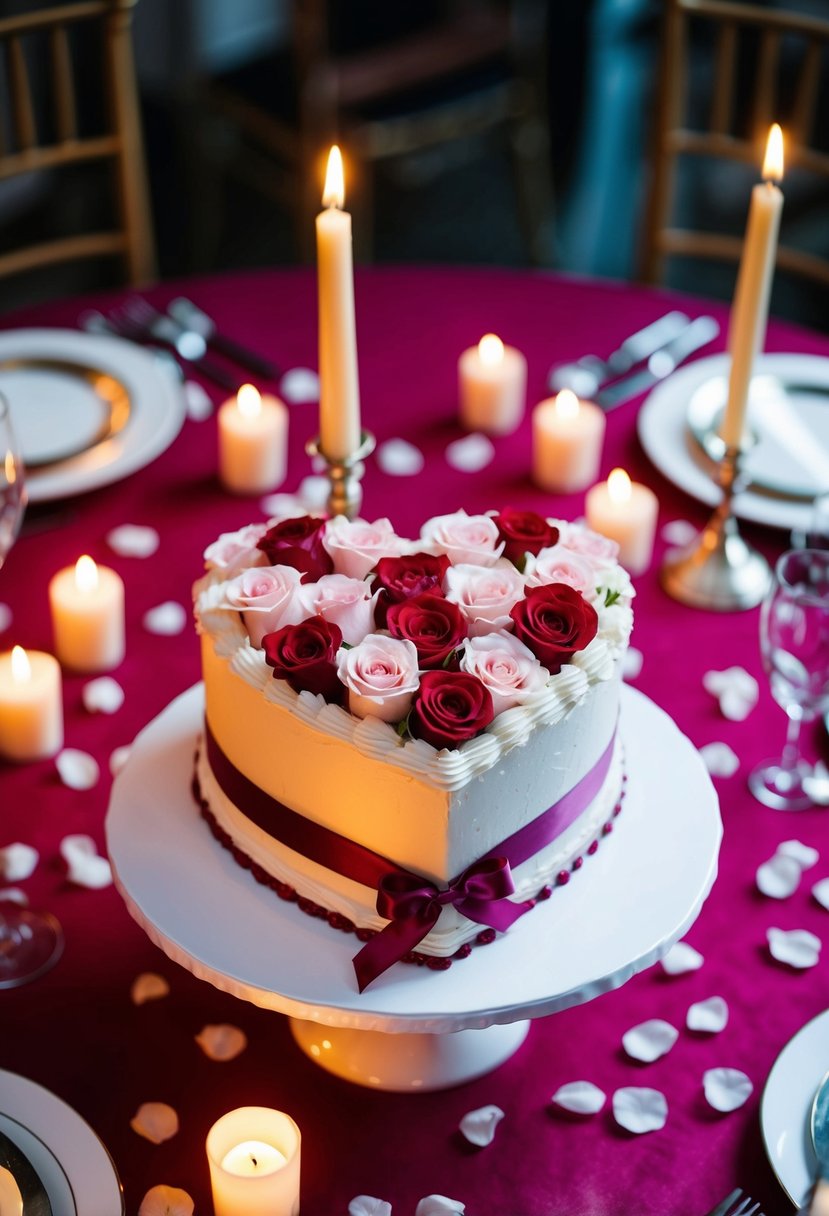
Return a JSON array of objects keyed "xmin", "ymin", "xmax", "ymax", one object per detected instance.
[{"xmin": 204, "ymin": 723, "xmax": 616, "ymax": 991}]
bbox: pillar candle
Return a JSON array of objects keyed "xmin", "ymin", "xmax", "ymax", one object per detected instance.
[
  {"xmin": 720, "ymin": 124, "xmax": 784, "ymax": 449},
  {"xmin": 49, "ymin": 556, "xmax": 125, "ymax": 672},
  {"xmin": 458, "ymin": 334, "xmax": 527, "ymax": 434},
  {"xmin": 207, "ymin": 1107, "xmax": 301, "ymax": 1216},
  {"xmin": 0, "ymin": 646, "xmax": 63, "ymax": 762},
  {"xmin": 317, "ymin": 145, "xmax": 361, "ymax": 462},
  {"xmin": 585, "ymin": 468, "xmax": 658, "ymax": 576},
  {"xmin": 0, "ymin": 1166, "xmax": 22, "ymax": 1216},
  {"xmin": 218, "ymin": 384, "xmax": 288, "ymax": 494},
  {"xmin": 532, "ymin": 389, "xmax": 606, "ymax": 492}
]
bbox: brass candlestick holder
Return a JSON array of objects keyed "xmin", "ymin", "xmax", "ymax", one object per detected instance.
[
  {"xmin": 306, "ymin": 431, "xmax": 376, "ymax": 519},
  {"xmin": 661, "ymin": 443, "xmax": 771, "ymax": 611}
]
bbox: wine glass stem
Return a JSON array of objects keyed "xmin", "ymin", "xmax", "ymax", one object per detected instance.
[{"xmin": 780, "ymin": 713, "xmax": 805, "ymax": 774}]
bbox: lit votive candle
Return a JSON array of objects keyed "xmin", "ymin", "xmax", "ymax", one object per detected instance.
[
  {"xmin": 585, "ymin": 468, "xmax": 658, "ymax": 576},
  {"xmin": 49, "ymin": 555, "xmax": 125, "ymax": 672},
  {"xmin": 207, "ymin": 1107, "xmax": 301, "ymax": 1216},
  {"xmin": 458, "ymin": 334, "xmax": 527, "ymax": 435},
  {"xmin": 0, "ymin": 1165, "xmax": 22, "ymax": 1216},
  {"xmin": 0, "ymin": 646, "xmax": 63, "ymax": 762},
  {"xmin": 532, "ymin": 389, "xmax": 606, "ymax": 493},
  {"xmin": 218, "ymin": 383, "xmax": 288, "ymax": 495}
]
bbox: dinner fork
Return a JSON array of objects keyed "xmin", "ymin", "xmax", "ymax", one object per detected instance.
[
  {"xmin": 110, "ymin": 298, "xmax": 238, "ymax": 391},
  {"xmin": 704, "ymin": 1188, "xmax": 763, "ymax": 1216}
]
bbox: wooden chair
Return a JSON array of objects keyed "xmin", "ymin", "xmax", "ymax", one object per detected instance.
[
  {"xmin": 0, "ymin": 0, "xmax": 155, "ymax": 287},
  {"xmin": 641, "ymin": 0, "xmax": 829, "ymax": 288},
  {"xmin": 191, "ymin": 0, "xmax": 553, "ymax": 265}
]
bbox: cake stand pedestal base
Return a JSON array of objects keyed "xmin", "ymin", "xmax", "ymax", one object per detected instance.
[{"xmin": 289, "ymin": 1017, "xmax": 530, "ymax": 1092}]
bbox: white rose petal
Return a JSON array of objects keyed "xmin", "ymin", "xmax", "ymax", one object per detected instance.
[
  {"xmin": 699, "ymin": 742, "xmax": 740, "ymax": 778},
  {"xmin": 143, "ymin": 602, "xmax": 187, "ymax": 636},
  {"xmin": 297, "ymin": 475, "xmax": 330, "ymax": 512},
  {"xmin": 377, "ymin": 438, "xmax": 425, "ymax": 477},
  {"xmin": 184, "ymin": 379, "xmax": 214, "ymax": 421},
  {"xmin": 349, "ymin": 1199, "xmax": 392, "ymax": 1216},
  {"xmin": 60, "ymin": 834, "xmax": 112, "ymax": 889},
  {"xmin": 0, "ymin": 888, "xmax": 28, "ymax": 906},
  {"xmin": 768, "ymin": 926, "xmax": 821, "ymax": 969},
  {"xmin": 756, "ymin": 853, "xmax": 802, "ymax": 899},
  {"xmin": 82, "ymin": 676, "xmax": 125, "ymax": 715},
  {"xmin": 458, "ymin": 1104, "xmax": 504, "ymax": 1147},
  {"xmin": 110, "ymin": 745, "xmax": 132, "ymax": 777},
  {"xmin": 550, "ymin": 1081, "xmax": 606, "ymax": 1115},
  {"xmin": 661, "ymin": 940, "xmax": 704, "ymax": 975},
  {"xmin": 415, "ymin": 1198, "xmax": 465, "ymax": 1216},
  {"xmin": 778, "ymin": 840, "xmax": 819, "ymax": 870},
  {"xmin": 139, "ymin": 1184, "xmax": 195, "ymax": 1216},
  {"xmin": 812, "ymin": 878, "xmax": 829, "ymax": 910},
  {"xmin": 661, "ymin": 519, "xmax": 697, "ymax": 546},
  {"xmin": 280, "ymin": 367, "xmax": 320, "ymax": 404},
  {"xmin": 687, "ymin": 996, "xmax": 729, "ymax": 1034},
  {"xmin": 130, "ymin": 1102, "xmax": 179, "ymax": 1144},
  {"xmin": 612, "ymin": 1087, "xmax": 668, "ymax": 1134},
  {"xmin": 703, "ymin": 1068, "xmax": 753, "ymax": 1113},
  {"xmin": 131, "ymin": 973, "xmax": 170, "ymax": 1006},
  {"xmin": 445, "ymin": 433, "xmax": 494, "ymax": 473},
  {"xmin": 0, "ymin": 843, "xmax": 38, "ymax": 881},
  {"xmin": 702, "ymin": 667, "xmax": 759, "ymax": 721},
  {"xmin": 56, "ymin": 748, "xmax": 100, "ymax": 790},
  {"xmin": 259, "ymin": 492, "xmax": 306, "ymax": 520},
  {"xmin": 0, "ymin": 604, "xmax": 11, "ymax": 633},
  {"xmin": 622, "ymin": 647, "xmax": 643, "ymax": 680},
  {"xmin": 195, "ymin": 1023, "xmax": 248, "ymax": 1062},
  {"xmin": 622, "ymin": 1019, "xmax": 679, "ymax": 1063},
  {"xmin": 106, "ymin": 524, "xmax": 160, "ymax": 558}
]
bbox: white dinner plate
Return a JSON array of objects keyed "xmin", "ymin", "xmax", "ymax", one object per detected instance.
[
  {"xmin": 0, "ymin": 1070, "xmax": 123, "ymax": 1215},
  {"xmin": 760, "ymin": 1007, "xmax": 829, "ymax": 1207},
  {"xmin": 638, "ymin": 352, "xmax": 829, "ymax": 534},
  {"xmin": 0, "ymin": 329, "xmax": 185, "ymax": 502}
]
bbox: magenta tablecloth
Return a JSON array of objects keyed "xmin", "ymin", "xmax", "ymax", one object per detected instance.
[{"xmin": 1, "ymin": 268, "xmax": 828, "ymax": 1216}]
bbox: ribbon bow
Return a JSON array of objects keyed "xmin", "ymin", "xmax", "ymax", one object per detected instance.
[{"xmin": 353, "ymin": 857, "xmax": 533, "ymax": 992}]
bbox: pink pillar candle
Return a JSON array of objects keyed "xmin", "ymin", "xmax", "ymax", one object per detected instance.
[
  {"xmin": 0, "ymin": 646, "xmax": 63, "ymax": 761},
  {"xmin": 458, "ymin": 334, "xmax": 527, "ymax": 435},
  {"xmin": 49, "ymin": 556, "xmax": 125, "ymax": 672},
  {"xmin": 532, "ymin": 389, "xmax": 606, "ymax": 493},
  {"xmin": 218, "ymin": 385, "xmax": 288, "ymax": 495},
  {"xmin": 585, "ymin": 468, "xmax": 658, "ymax": 576}
]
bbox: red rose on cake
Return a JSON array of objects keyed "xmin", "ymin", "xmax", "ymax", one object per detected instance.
[
  {"xmin": 257, "ymin": 515, "xmax": 334, "ymax": 580},
  {"xmin": 409, "ymin": 670, "xmax": 495, "ymax": 749},
  {"xmin": 385, "ymin": 593, "xmax": 467, "ymax": 669},
  {"xmin": 371, "ymin": 552, "xmax": 450, "ymax": 627},
  {"xmin": 263, "ymin": 618, "xmax": 345, "ymax": 703},
  {"xmin": 510, "ymin": 583, "xmax": 599, "ymax": 673},
  {"xmin": 494, "ymin": 508, "xmax": 559, "ymax": 567}
]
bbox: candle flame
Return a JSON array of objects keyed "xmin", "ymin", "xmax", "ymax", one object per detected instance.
[
  {"xmin": 478, "ymin": 334, "xmax": 504, "ymax": 367},
  {"xmin": 554, "ymin": 389, "xmax": 579, "ymax": 420},
  {"xmin": 607, "ymin": 468, "xmax": 632, "ymax": 504},
  {"xmin": 762, "ymin": 123, "xmax": 784, "ymax": 182},
  {"xmin": 323, "ymin": 145, "xmax": 345, "ymax": 209},
  {"xmin": 11, "ymin": 645, "xmax": 30, "ymax": 683},
  {"xmin": 75, "ymin": 555, "xmax": 99, "ymax": 593},
  {"xmin": 4, "ymin": 451, "xmax": 15, "ymax": 485},
  {"xmin": 237, "ymin": 384, "xmax": 262, "ymax": 418}
]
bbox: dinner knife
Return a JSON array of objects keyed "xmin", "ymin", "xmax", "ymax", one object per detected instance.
[
  {"xmin": 548, "ymin": 310, "xmax": 690, "ymax": 397},
  {"xmin": 595, "ymin": 315, "xmax": 720, "ymax": 410},
  {"xmin": 167, "ymin": 297, "xmax": 280, "ymax": 381}
]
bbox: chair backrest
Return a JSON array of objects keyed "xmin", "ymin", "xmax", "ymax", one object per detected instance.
[
  {"xmin": 0, "ymin": 0, "xmax": 155, "ymax": 286},
  {"xmin": 641, "ymin": 0, "xmax": 829, "ymax": 288}
]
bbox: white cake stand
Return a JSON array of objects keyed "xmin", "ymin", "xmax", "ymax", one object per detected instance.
[{"xmin": 106, "ymin": 684, "xmax": 721, "ymax": 1092}]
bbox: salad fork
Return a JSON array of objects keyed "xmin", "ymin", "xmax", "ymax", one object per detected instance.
[
  {"xmin": 705, "ymin": 1188, "xmax": 763, "ymax": 1216},
  {"xmin": 109, "ymin": 298, "xmax": 238, "ymax": 391}
]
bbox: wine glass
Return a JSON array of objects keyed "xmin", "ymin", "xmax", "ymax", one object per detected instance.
[
  {"xmin": 748, "ymin": 548, "xmax": 829, "ymax": 811},
  {"xmin": 790, "ymin": 492, "xmax": 829, "ymax": 551},
  {"xmin": 0, "ymin": 392, "xmax": 64, "ymax": 987}
]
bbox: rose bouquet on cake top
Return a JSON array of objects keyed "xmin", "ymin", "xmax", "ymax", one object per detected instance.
[{"xmin": 199, "ymin": 508, "xmax": 633, "ymax": 751}]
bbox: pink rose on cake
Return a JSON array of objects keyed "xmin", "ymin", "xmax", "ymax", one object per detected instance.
[
  {"xmin": 204, "ymin": 523, "xmax": 268, "ymax": 575},
  {"xmin": 386, "ymin": 593, "xmax": 467, "ymax": 668},
  {"xmin": 297, "ymin": 574, "xmax": 379, "ymax": 645},
  {"xmin": 494, "ymin": 508, "xmax": 559, "ymax": 567},
  {"xmin": 459, "ymin": 631, "xmax": 549, "ymax": 715},
  {"xmin": 337, "ymin": 635, "xmax": 420, "ymax": 723},
  {"xmin": 409, "ymin": 670, "xmax": 495, "ymax": 750},
  {"xmin": 523, "ymin": 545, "xmax": 597, "ymax": 599},
  {"xmin": 257, "ymin": 515, "xmax": 334, "ymax": 580},
  {"xmin": 221, "ymin": 565, "xmax": 305, "ymax": 647},
  {"xmin": 371, "ymin": 552, "xmax": 450, "ymax": 627},
  {"xmin": 322, "ymin": 516, "xmax": 405, "ymax": 580},
  {"xmin": 444, "ymin": 563, "xmax": 525, "ymax": 636},
  {"xmin": 263, "ymin": 618, "xmax": 345, "ymax": 703},
  {"xmin": 420, "ymin": 510, "xmax": 505, "ymax": 567},
  {"xmin": 510, "ymin": 583, "xmax": 599, "ymax": 674},
  {"xmin": 556, "ymin": 520, "xmax": 619, "ymax": 566}
]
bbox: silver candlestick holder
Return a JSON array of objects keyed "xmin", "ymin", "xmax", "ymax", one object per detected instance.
[
  {"xmin": 306, "ymin": 431, "xmax": 376, "ymax": 519},
  {"xmin": 660, "ymin": 443, "xmax": 771, "ymax": 611}
]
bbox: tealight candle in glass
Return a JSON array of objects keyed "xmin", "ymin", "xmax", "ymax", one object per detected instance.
[{"xmin": 207, "ymin": 1107, "xmax": 300, "ymax": 1216}]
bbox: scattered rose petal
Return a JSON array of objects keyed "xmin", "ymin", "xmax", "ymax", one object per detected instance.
[
  {"xmin": 138, "ymin": 1185, "xmax": 194, "ymax": 1216},
  {"xmin": 377, "ymin": 438, "xmax": 425, "ymax": 477},
  {"xmin": 0, "ymin": 604, "xmax": 11, "ymax": 633},
  {"xmin": 622, "ymin": 1019, "xmax": 679, "ymax": 1063},
  {"xmin": 703, "ymin": 1068, "xmax": 753, "ymax": 1113},
  {"xmin": 184, "ymin": 380, "xmax": 213, "ymax": 421},
  {"xmin": 130, "ymin": 1102, "xmax": 179, "ymax": 1144},
  {"xmin": 702, "ymin": 666, "xmax": 759, "ymax": 722},
  {"xmin": 612, "ymin": 1087, "xmax": 668, "ymax": 1134},
  {"xmin": 260, "ymin": 493, "xmax": 306, "ymax": 520},
  {"xmin": 622, "ymin": 647, "xmax": 643, "ymax": 680},
  {"xmin": 280, "ymin": 367, "xmax": 320, "ymax": 404},
  {"xmin": 445, "ymin": 433, "xmax": 494, "ymax": 473},
  {"xmin": 349, "ymin": 1197, "xmax": 392, "ymax": 1216},
  {"xmin": 82, "ymin": 676, "xmax": 125, "ymax": 715},
  {"xmin": 131, "ymin": 973, "xmax": 170, "ymax": 1005},
  {"xmin": 459, "ymin": 1104, "xmax": 504, "ymax": 1147},
  {"xmin": 143, "ymin": 602, "xmax": 187, "ymax": 636},
  {"xmin": 415, "ymin": 1198, "xmax": 465, "ymax": 1216},
  {"xmin": 107, "ymin": 524, "xmax": 160, "ymax": 558},
  {"xmin": 661, "ymin": 940, "xmax": 704, "ymax": 975},
  {"xmin": 778, "ymin": 840, "xmax": 819, "ymax": 870},
  {"xmin": 0, "ymin": 888, "xmax": 28, "ymax": 905},
  {"xmin": 195, "ymin": 1023, "xmax": 247, "ymax": 1062},
  {"xmin": 110, "ymin": 745, "xmax": 132, "ymax": 777},
  {"xmin": 687, "ymin": 996, "xmax": 729, "ymax": 1034},
  {"xmin": 297, "ymin": 475, "xmax": 330, "ymax": 512},
  {"xmin": 812, "ymin": 878, "xmax": 829, "ymax": 910},
  {"xmin": 756, "ymin": 853, "xmax": 801, "ymax": 899},
  {"xmin": 699, "ymin": 742, "xmax": 740, "ymax": 778},
  {"xmin": 767, "ymin": 926, "xmax": 821, "ymax": 969},
  {"xmin": 661, "ymin": 519, "xmax": 697, "ymax": 546},
  {"xmin": 60, "ymin": 834, "xmax": 112, "ymax": 889},
  {"xmin": 56, "ymin": 748, "xmax": 100, "ymax": 790},
  {"xmin": 310, "ymin": 454, "xmax": 327, "ymax": 474},
  {"xmin": 550, "ymin": 1081, "xmax": 606, "ymax": 1115},
  {"xmin": 0, "ymin": 843, "xmax": 38, "ymax": 881}
]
